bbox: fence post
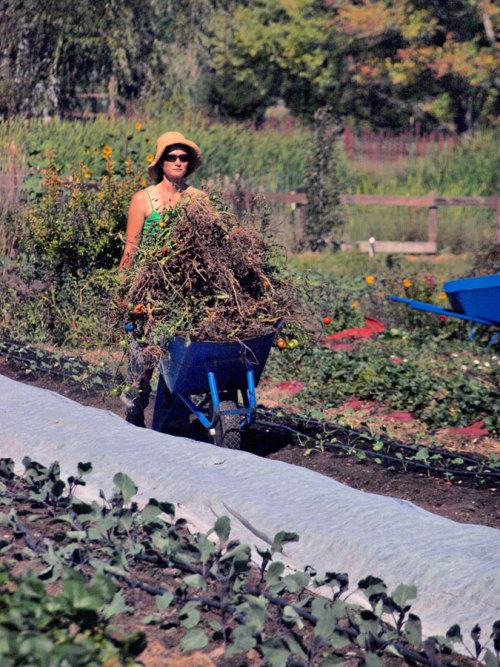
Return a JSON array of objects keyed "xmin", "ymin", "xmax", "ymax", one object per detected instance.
[
  {"xmin": 428, "ymin": 191, "xmax": 437, "ymax": 244},
  {"xmin": 108, "ymin": 76, "xmax": 116, "ymax": 119}
]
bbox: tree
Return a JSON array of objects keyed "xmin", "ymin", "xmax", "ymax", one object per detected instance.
[
  {"xmin": 333, "ymin": 0, "xmax": 500, "ymax": 132},
  {"xmin": 202, "ymin": 0, "xmax": 500, "ymax": 132},
  {"xmin": 302, "ymin": 107, "xmax": 344, "ymax": 251},
  {"xmin": 0, "ymin": 0, "xmax": 166, "ymax": 118},
  {"xmin": 201, "ymin": 0, "xmax": 329, "ymax": 123}
]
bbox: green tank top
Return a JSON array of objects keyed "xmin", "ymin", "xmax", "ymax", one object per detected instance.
[{"xmin": 143, "ymin": 190, "xmax": 161, "ymax": 233}]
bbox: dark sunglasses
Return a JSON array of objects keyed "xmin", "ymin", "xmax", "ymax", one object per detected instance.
[{"xmin": 164, "ymin": 153, "xmax": 189, "ymax": 163}]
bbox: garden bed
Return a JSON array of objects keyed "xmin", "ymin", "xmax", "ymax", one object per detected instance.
[{"xmin": 1, "ymin": 355, "xmax": 498, "ymax": 531}]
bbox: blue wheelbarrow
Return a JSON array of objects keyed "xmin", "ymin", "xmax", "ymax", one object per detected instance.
[
  {"xmin": 390, "ymin": 273, "xmax": 500, "ymax": 346},
  {"xmin": 151, "ymin": 330, "xmax": 277, "ymax": 448}
]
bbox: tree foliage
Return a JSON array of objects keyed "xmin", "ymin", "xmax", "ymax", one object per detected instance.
[
  {"xmin": 202, "ymin": 0, "xmax": 500, "ymax": 132},
  {"xmin": 0, "ymin": 0, "xmax": 165, "ymax": 117},
  {"xmin": 1, "ymin": 0, "xmax": 498, "ymax": 131},
  {"xmin": 303, "ymin": 107, "xmax": 344, "ymax": 251}
]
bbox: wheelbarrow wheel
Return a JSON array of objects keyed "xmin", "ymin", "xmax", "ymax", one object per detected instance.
[{"xmin": 213, "ymin": 399, "xmax": 241, "ymax": 449}]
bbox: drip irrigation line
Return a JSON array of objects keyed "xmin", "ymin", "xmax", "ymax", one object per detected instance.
[
  {"xmin": 257, "ymin": 408, "xmax": 496, "ymax": 469},
  {"xmin": 3, "ymin": 353, "xmax": 82, "ymax": 380},
  {"xmin": 14, "ymin": 503, "xmax": 435, "ymax": 667},
  {"xmin": 1, "ymin": 335, "xmax": 498, "ymax": 481},
  {"xmin": 255, "ymin": 418, "xmax": 500, "ymax": 480},
  {"xmin": 0, "ymin": 337, "xmax": 116, "ymax": 384}
]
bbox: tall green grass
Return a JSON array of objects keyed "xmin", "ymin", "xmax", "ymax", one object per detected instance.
[
  {"xmin": 340, "ymin": 130, "xmax": 499, "ymax": 252},
  {"xmin": 0, "ymin": 116, "xmax": 497, "ymax": 253},
  {"xmin": 352, "ymin": 131, "xmax": 500, "ymax": 197},
  {"xmin": 0, "ymin": 113, "xmax": 311, "ymax": 193}
]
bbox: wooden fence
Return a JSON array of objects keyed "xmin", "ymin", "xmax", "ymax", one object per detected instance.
[
  {"xmin": 343, "ymin": 126, "xmax": 458, "ymax": 162},
  {"xmin": 232, "ymin": 190, "xmax": 500, "ymax": 253}
]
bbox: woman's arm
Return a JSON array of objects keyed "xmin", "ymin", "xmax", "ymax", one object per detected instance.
[{"xmin": 119, "ymin": 190, "xmax": 148, "ymax": 270}]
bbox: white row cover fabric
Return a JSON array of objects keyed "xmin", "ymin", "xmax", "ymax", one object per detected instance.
[{"xmin": 1, "ymin": 373, "xmax": 499, "ymax": 653}]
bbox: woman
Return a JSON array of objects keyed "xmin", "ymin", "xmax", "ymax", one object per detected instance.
[
  {"xmin": 119, "ymin": 131, "xmax": 202, "ymax": 270},
  {"xmin": 119, "ymin": 131, "xmax": 202, "ymax": 427}
]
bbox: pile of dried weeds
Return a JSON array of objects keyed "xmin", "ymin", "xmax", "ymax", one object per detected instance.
[{"xmin": 113, "ymin": 192, "xmax": 297, "ymax": 355}]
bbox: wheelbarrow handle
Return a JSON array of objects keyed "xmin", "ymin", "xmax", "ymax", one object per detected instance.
[{"xmin": 389, "ymin": 296, "xmax": 497, "ymax": 326}]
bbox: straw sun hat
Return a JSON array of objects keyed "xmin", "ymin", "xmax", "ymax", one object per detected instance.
[{"xmin": 147, "ymin": 131, "xmax": 202, "ymax": 182}]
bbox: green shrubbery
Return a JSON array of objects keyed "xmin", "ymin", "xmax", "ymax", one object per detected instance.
[
  {"xmin": 0, "ymin": 151, "xmax": 140, "ymax": 345},
  {"xmin": 267, "ymin": 268, "xmax": 500, "ymax": 434}
]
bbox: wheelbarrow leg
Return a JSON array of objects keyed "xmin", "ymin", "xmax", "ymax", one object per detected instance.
[
  {"xmin": 207, "ymin": 370, "xmax": 241, "ymax": 449},
  {"xmin": 487, "ymin": 331, "xmax": 500, "ymax": 347}
]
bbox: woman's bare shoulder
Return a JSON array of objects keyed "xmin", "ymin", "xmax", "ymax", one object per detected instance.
[
  {"xmin": 128, "ymin": 189, "xmax": 153, "ymax": 220},
  {"xmin": 130, "ymin": 188, "xmax": 148, "ymax": 203}
]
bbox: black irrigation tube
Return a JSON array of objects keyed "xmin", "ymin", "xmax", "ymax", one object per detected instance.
[
  {"xmin": 258, "ymin": 408, "xmax": 492, "ymax": 468},
  {"xmin": 1, "ymin": 336, "xmax": 499, "ymax": 482},
  {"xmin": 255, "ymin": 413, "xmax": 500, "ymax": 481},
  {"xmin": 0, "ymin": 337, "xmax": 116, "ymax": 384},
  {"xmin": 14, "ymin": 514, "xmax": 435, "ymax": 667}
]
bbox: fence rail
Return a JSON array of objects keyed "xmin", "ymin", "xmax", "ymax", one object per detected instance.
[{"xmin": 231, "ymin": 190, "xmax": 500, "ymax": 252}]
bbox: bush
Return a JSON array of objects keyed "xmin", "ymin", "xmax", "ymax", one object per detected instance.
[{"xmin": 0, "ymin": 151, "xmax": 142, "ymax": 345}]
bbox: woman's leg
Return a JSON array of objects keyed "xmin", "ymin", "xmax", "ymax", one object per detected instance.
[{"xmin": 123, "ymin": 336, "xmax": 155, "ymax": 427}]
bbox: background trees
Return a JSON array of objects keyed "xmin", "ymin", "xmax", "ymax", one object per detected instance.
[
  {"xmin": 202, "ymin": 0, "xmax": 500, "ymax": 132},
  {"xmin": 1, "ymin": 0, "xmax": 498, "ymax": 132},
  {"xmin": 0, "ymin": 0, "xmax": 165, "ymax": 118}
]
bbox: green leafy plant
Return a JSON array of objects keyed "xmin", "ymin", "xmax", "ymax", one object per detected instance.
[
  {"xmin": 0, "ymin": 565, "xmax": 146, "ymax": 666},
  {"xmin": 1, "ymin": 457, "xmax": 498, "ymax": 666}
]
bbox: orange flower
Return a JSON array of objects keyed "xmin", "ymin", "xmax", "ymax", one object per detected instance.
[
  {"xmin": 133, "ymin": 303, "xmax": 146, "ymax": 315},
  {"xmin": 351, "ymin": 301, "xmax": 358, "ymax": 307},
  {"xmin": 403, "ymin": 278, "xmax": 411, "ymax": 287},
  {"xmin": 140, "ymin": 177, "xmax": 146, "ymax": 186},
  {"xmin": 135, "ymin": 122, "xmax": 142, "ymax": 130},
  {"xmin": 439, "ymin": 291, "xmax": 446, "ymax": 299},
  {"xmin": 365, "ymin": 275, "xmax": 375, "ymax": 284},
  {"xmin": 147, "ymin": 153, "xmax": 154, "ymax": 162}
]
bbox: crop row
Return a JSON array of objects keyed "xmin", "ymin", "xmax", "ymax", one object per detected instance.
[{"xmin": 0, "ymin": 457, "xmax": 498, "ymax": 666}]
